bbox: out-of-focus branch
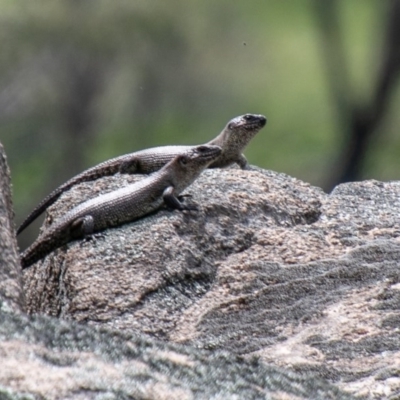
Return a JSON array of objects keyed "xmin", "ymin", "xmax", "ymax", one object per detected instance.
[
  {"xmin": 371, "ymin": 0, "xmax": 400, "ymax": 121},
  {"xmin": 313, "ymin": 0, "xmax": 352, "ymax": 120},
  {"xmin": 313, "ymin": 0, "xmax": 400, "ymax": 190}
]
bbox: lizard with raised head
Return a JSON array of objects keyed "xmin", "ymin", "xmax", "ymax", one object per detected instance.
[
  {"xmin": 20, "ymin": 145, "xmax": 222, "ymax": 269},
  {"xmin": 17, "ymin": 114, "xmax": 266, "ymax": 235}
]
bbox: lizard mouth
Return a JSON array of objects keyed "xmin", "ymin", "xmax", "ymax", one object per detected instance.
[
  {"xmin": 243, "ymin": 114, "xmax": 267, "ymax": 129},
  {"xmin": 196, "ymin": 145, "xmax": 222, "ymax": 162}
]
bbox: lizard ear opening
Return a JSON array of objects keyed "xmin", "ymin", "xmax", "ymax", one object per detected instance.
[{"xmin": 228, "ymin": 122, "xmax": 236, "ymax": 130}]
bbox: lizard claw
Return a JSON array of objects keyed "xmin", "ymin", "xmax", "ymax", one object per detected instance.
[
  {"xmin": 83, "ymin": 232, "xmax": 105, "ymax": 242},
  {"xmin": 178, "ymin": 194, "xmax": 193, "ymax": 201}
]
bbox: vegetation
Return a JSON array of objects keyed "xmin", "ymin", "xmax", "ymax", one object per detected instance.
[{"xmin": 0, "ymin": 1, "xmax": 398, "ymax": 247}]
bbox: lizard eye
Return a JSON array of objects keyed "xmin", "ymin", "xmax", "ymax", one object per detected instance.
[{"xmin": 179, "ymin": 156, "xmax": 188, "ymax": 165}]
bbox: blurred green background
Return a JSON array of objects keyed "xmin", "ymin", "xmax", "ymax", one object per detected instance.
[{"xmin": 1, "ymin": 0, "xmax": 400, "ymax": 249}]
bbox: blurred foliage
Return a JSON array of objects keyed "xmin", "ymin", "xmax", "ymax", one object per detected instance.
[{"xmin": 0, "ymin": 0, "xmax": 399, "ymax": 248}]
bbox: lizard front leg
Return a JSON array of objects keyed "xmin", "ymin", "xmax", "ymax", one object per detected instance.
[
  {"xmin": 163, "ymin": 186, "xmax": 197, "ymax": 211},
  {"xmin": 237, "ymin": 154, "xmax": 249, "ymax": 169}
]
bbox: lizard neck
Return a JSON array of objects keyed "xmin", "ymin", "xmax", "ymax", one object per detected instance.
[{"xmin": 206, "ymin": 129, "xmax": 248, "ymax": 168}]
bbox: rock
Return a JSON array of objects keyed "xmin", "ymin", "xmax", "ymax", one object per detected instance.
[
  {"xmin": 0, "ymin": 308, "xmax": 354, "ymax": 400},
  {"xmin": 22, "ymin": 165, "xmax": 400, "ymax": 398},
  {"xmin": 0, "ymin": 142, "xmax": 354, "ymax": 399},
  {"xmin": 0, "ymin": 143, "xmax": 24, "ymax": 312}
]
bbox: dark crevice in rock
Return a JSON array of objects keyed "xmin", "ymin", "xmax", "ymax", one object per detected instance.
[{"xmin": 307, "ymin": 333, "xmax": 400, "ymax": 361}]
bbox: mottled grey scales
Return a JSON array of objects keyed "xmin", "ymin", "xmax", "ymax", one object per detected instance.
[
  {"xmin": 17, "ymin": 114, "xmax": 266, "ymax": 235},
  {"xmin": 20, "ymin": 145, "xmax": 222, "ymax": 268}
]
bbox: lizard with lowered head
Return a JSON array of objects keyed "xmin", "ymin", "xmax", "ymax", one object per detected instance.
[{"xmin": 21, "ymin": 145, "xmax": 222, "ymax": 269}]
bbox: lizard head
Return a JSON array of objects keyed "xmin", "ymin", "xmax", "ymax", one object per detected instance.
[
  {"xmin": 171, "ymin": 145, "xmax": 222, "ymax": 191},
  {"xmin": 206, "ymin": 113, "xmax": 267, "ymax": 168},
  {"xmin": 210, "ymin": 114, "xmax": 267, "ymax": 155},
  {"xmin": 226, "ymin": 113, "xmax": 266, "ymax": 137},
  {"xmin": 177, "ymin": 145, "xmax": 222, "ymax": 169}
]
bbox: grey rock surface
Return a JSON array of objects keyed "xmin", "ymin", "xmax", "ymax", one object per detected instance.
[
  {"xmin": 0, "ymin": 140, "xmax": 355, "ymax": 400},
  {"xmin": 22, "ymin": 165, "xmax": 400, "ymax": 398},
  {"xmin": 0, "ymin": 143, "xmax": 24, "ymax": 312},
  {"xmin": 0, "ymin": 307, "xmax": 354, "ymax": 400}
]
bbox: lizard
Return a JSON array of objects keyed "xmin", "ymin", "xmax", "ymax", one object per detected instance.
[
  {"xmin": 20, "ymin": 144, "xmax": 222, "ymax": 269},
  {"xmin": 17, "ymin": 114, "xmax": 266, "ymax": 235}
]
